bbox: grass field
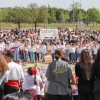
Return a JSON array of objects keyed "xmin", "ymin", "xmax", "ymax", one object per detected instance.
[
  {"xmin": 23, "ymin": 63, "xmax": 75, "ymax": 70},
  {"xmin": 0, "ymin": 22, "xmax": 100, "ymax": 30}
]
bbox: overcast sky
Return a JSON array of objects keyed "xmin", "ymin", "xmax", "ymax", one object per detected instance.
[{"xmin": 0, "ymin": 0, "xmax": 100, "ymax": 10}]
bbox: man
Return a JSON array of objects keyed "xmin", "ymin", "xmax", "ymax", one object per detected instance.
[
  {"xmin": 4, "ymin": 52, "xmax": 24, "ymax": 95},
  {"xmin": 10, "ymin": 37, "xmax": 21, "ymax": 62},
  {"xmin": 41, "ymin": 42, "xmax": 46, "ymax": 62},
  {"xmin": 51, "ymin": 43, "xmax": 56, "ymax": 61}
]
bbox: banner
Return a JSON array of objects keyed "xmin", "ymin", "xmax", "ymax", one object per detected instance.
[{"xmin": 40, "ymin": 29, "xmax": 59, "ymax": 39}]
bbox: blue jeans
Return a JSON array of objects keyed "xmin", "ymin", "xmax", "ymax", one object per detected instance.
[
  {"xmin": 71, "ymin": 53, "xmax": 76, "ymax": 64},
  {"xmin": 42, "ymin": 54, "xmax": 45, "ymax": 62},
  {"xmin": 30, "ymin": 52, "xmax": 35, "ymax": 63},
  {"xmin": 23, "ymin": 54, "xmax": 28, "ymax": 63},
  {"xmin": 14, "ymin": 48, "xmax": 19, "ymax": 62}
]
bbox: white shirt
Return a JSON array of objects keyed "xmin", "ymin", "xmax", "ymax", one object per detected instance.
[
  {"xmin": 22, "ymin": 75, "xmax": 36, "ymax": 91},
  {"xmin": 30, "ymin": 46, "xmax": 36, "ymax": 52},
  {"xmin": 66, "ymin": 45, "xmax": 70, "ymax": 50},
  {"xmin": 69, "ymin": 46, "xmax": 76, "ymax": 53},
  {"xmin": 35, "ymin": 45, "xmax": 41, "ymax": 53},
  {"xmin": 77, "ymin": 47, "xmax": 83, "ymax": 53},
  {"xmin": 5, "ymin": 45, "xmax": 10, "ymax": 51},
  {"xmin": 0, "ymin": 43, "xmax": 4, "ymax": 52},
  {"xmin": 41, "ymin": 45, "xmax": 46, "ymax": 54},
  {"xmin": 93, "ymin": 47, "xmax": 98, "ymax": 54},
  {"xmin": 51, "ymin": 45, "xmax": 56, "ymax": 54},
  {"xmin": 0, "ymin": 71, "xmax": 9, "ymax": 85},
  {"xmin": 8, "ymin": 62, "xmax": 24, "ymax": 81}
]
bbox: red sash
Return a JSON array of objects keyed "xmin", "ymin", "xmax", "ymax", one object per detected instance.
[
  {"xmin": 5, "ymin": 80, "xmax": 20, "ymax": 88},
  {"xmin": 20, "ymin": 50, "xmax": 23, "ymax": 54}
]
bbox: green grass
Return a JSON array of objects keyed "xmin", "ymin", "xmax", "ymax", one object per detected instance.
[
  {"xmin": 0, "ymin": 22, "xmax": 100, "ymax": 30},
  {"xmin": 23, "ymin": 63, "xmax": 75, "ymax": 70}
]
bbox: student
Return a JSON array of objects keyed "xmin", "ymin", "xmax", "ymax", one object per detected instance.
[
  {"xmin": 22, "ymin": 67, "xmax": 37, "ymax": 100},
  {"xmin": 51, "ymin": 43, "xmax": 56, "ymax": 61},
  {"xmin": 75, "ymin": 49, "xmax": 94, "ymax": 100},
  {"xmin": 41, "ymin": 43, "xmax": 46, "ymax": 62},
  {"xmin": 29, "ymin": 43, "xmax": 36, "ymax": 63},
  {"xmin": 4, "ymin": 52, "xmax": 24, "ymax": 95},
  {"xmin": 46, "ymin": 49, "xmax": 76, "ymax": 100}
]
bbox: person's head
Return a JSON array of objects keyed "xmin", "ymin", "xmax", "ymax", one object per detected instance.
[
  {"xmin": 4, "ymin": 52, "xmax": 14, "ymax": 63},
  {"xmin": 0, "ymin": 53, "xmax": 9, "ymax": 76},
  {"xmin": 95, "ymin": 48, "xmax": 100, "ymax": 62},
  {"xmin": 55, "ymin": 49, "xmax": 63, "ymax": 60},
  {"xmin": 2, "ymin": 91, "xmax": 32, "ymax": 100},
  {"xmin": 27, "ymin": 67, "xmax": 33, "ymax": 75},
  {"xmin": 80, "ymin": 49, "xmax": 92, "ymax": 64}
]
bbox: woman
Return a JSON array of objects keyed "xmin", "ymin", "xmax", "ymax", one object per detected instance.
[
  {"xmin": 0, "ymin": 53, "xmax": 9, "ymax": 100},
  {"xmin": 22, "ymin": 67, "xmax": 37, "ymax": 100},
  {"xmin": 92, "ymin": 49, "xmax": 100, "ymax": 100},
  {"xmin": 75, "ymin": 49, "xmax": 94, "ymax": 100},
  {"xmin": 46, "ymin": 49, "xmax": 76, "ymax": 100}
]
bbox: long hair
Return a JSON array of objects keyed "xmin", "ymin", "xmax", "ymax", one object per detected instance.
[
  {"xmin": 0, "ymin": 53, "xmax": 9, "ymax": 76},
  {"xmin": 95, "ymin": 48, "xmax": 100, "ymax": 63},
  {"xmin": 79, "ymin": 49, "xmax": 93, "ymax": 80},
  {"xmin": 55, "ymin": 49, "xmax": 62, "ymax": 60}
]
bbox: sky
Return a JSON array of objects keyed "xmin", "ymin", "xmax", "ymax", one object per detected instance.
[{"xmin": 0, "ymin": 0, "xmax": 100, "ymax": 10}]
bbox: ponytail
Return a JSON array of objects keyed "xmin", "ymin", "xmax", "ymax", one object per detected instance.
[{"xmin": 55, "ymin": 49, "xmax": 62, "ymax": 60}]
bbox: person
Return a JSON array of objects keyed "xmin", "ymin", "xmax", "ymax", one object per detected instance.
[
  {"xmin": 10, "ymin": 37, "xmax": 21, "ymax": 62},
  {"xmin": 92, "ymin": 48, "xmax": 100, "ymax": 100},
  {"xmin": 4, "ymin": 52, "xmax": 24, "ymax": 95},
  {"xmin": 36, "ymin": 68, "xmax": 44, "ymax": 100},
  {"xmin": 2, "ymin": 91, "xmax": 32, "ymax": 100},
  {"xmin": 46, "ymin": 49, "xmax": 76, "ymax": 100},
  {"xmin": 29, "ymin": 43, "xmax": 36, "ymax": 63},
  {"xmin": 0, "ymin": 53, "xmax": 9, "ymax": 100},
  {"xmin": 41, "ymin": 42, "xmax": 46, "ymax": 62},
  {"xmin": 51, "ymin": 43, "xmax": 56, "ymax": 61},
  {"xmin": 22, "ymin": 67, "xmax": 37, "ymax": 100},
  {"xmin": 75, "ymin": 49, "xmax": 94, "ymax": 100}
]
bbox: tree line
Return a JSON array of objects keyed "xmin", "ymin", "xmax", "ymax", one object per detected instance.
[{"xmin": 0, "ymin": 2, "xmax": 100, "ymax": 30}]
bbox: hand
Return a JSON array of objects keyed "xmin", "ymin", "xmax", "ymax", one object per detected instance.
[{"xmin": 71, "ymin": 88, "xmax": 76, "ymax": 94}]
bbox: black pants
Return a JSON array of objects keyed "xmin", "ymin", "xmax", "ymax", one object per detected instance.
[
  {"xmin": 73, "ymin": 95, "xmax": 79, "ymax": 100},
  {"xmin": 4, "ymin": 85, "xmax": 19, "ymax": 95},
  {"xmin": 47, "ymin": 94, "xmax": 72, "ymax": 100},
  {"xmin": 0, "ymin": 82, "xmax": 4, "ymax": 100},
  {"xmin": 35, "ymin": 52, "xmax": 37, "ymax": 61},
  {"xmin": 78, "ymin": 86, "xmax": 94, "ymax": 100},
  {"xmin": 37, "ymin": 53, "xmax": 40, "ymax": 61}
]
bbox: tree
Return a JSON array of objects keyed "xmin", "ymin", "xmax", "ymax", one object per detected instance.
[
  {"xmin": 87, "ymin": 8, "xmax": 100, "ymax": 23},
  {"xmin": 48, "ymin": 8, "xmax": 56, "ymax": 23},
  {"xmin": 78, "ymin": 9, "xmax": 86, "ymax": 22},
  {"xmin": 28, "ymin": 3, "xmax": 48, "ymax": 30},
  {"xmin": 6, "ymin": 7, "xmax": 28, "ymax": 30},
  {"xmin": 69, "ymin": 2, "xmax": 81, "ymax": 22}
]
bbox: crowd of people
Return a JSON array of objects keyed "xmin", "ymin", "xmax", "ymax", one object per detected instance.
[{"xmin": 0, "ymin": 28, "xmax": 100, "ymax": 100}]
